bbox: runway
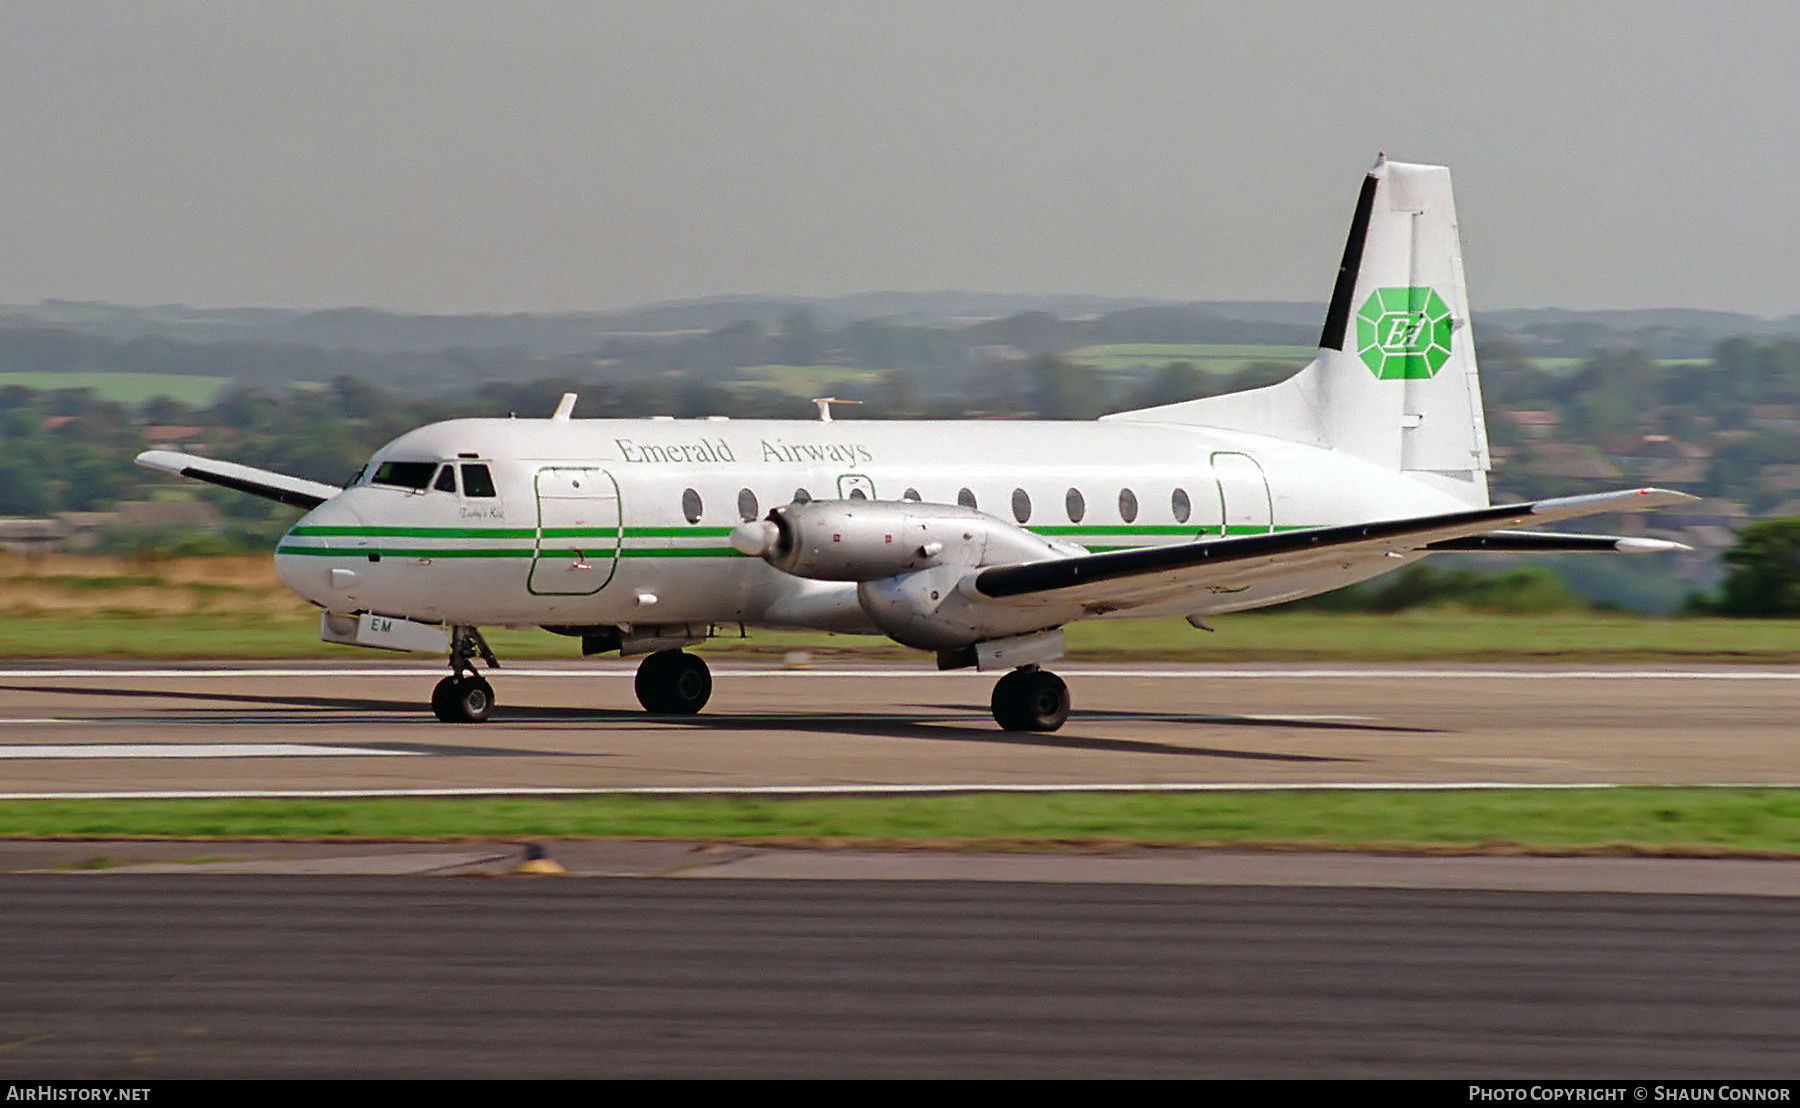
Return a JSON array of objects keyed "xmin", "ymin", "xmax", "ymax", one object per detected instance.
[
  {"xmin": 4, "ymin": 876, "xmax": 1797, "ymax": 1079},
  {"xmin": 1, "ymin": 661, "xmax": 1797, "ymax": 795},
  {"xmin": 5, "ymin": 660, "xmax": 1800, "ymax": 1079}
]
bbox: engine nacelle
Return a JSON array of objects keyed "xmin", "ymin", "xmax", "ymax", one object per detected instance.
[
  {"xmin": 730, "ymin": 499, "xmax": 1075, "ymax": 583},
  {"xmin": 855, "ymin": 563, "xmax": 1071, "ymax": 650}
]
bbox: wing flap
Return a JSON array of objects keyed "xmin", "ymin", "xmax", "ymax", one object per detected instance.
[
  {"xmin": 135, "ymin": 450, "xmax": 341, "ymax": 510},
  {"xmin": 972, "ymin": 488, "xmax": 1694, "ymax": 611}
]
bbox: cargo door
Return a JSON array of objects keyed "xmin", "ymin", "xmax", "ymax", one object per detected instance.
[
  {"xmin": 529, "ymin": 467, "xmax": 622, "ymax": 595},
  {"xmin": 836, "ymin": 474, "xmax": 876, "ymax": 500}
]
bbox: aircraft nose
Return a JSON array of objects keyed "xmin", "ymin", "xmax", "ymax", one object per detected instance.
[{"xmin": 274, "ymin": 491, "xmax": 371, "ymax": 606}]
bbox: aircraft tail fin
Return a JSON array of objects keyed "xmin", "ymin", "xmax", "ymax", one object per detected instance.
[{"xmin": 1107, "ymin": 157, "xmax": 1491, "ymax": 507}]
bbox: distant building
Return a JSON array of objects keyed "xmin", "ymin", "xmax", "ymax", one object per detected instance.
[
  {"xmin": 1497, "ymin": 409, "xmax": 1561, "ymax": 439},
  {"xmin": 140, "ymin": 425, "xmax": 213, "ymax": 451},
  {"xmin": 1513, "ymin": 442, "xmax": 1622, "ymax": 482},
  {"xmin": 112, "ymin": 500, "xmax": 221, "ymax": 531},
  {"xmin": 0, "ymin": 517, "xmax": 68, "ymax": 554}
]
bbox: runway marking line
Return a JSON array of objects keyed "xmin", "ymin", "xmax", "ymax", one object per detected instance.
[{"xmin": 0, "ymin": 743, "xmax": 425, "ymax": 759}]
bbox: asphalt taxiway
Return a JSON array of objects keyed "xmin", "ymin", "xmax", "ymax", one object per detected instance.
[{"xmin": 2, "ymin": 661, "xmax": 1798, "ymax": 796}]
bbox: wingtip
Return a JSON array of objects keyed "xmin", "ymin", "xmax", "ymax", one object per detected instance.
[
  {"xmin": 1528, "ymin": 488, "xmax": 1698, "ymax": 516},
  {"xmin": 1635, "ymin": 487, "xmax": 1700, "ymax": 504},
  {"xmin": 134, "ymin": 449, "xmax": 181, "ymax": 472}
]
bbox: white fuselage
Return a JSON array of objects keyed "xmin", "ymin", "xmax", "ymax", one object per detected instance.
[{"xmin": 273, "ymin": 415, "xmax": 1472, "ymax": 633}]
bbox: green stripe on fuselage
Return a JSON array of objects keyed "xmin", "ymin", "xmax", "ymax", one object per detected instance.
[{"xmin": 275, "ymin": 521, "xmax": 1313, "ymax": 562}]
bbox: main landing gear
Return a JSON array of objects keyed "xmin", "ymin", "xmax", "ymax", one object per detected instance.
[
  {"xmin": 990, "ymin": 666, "xmax": 1070, "ymax": 732},
  {"xmin": 634, "ymin": 649, "xmax": 713, "ymax": 715}
]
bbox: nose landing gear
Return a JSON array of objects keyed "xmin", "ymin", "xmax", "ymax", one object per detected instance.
[
  {"xmin": 432, "ymin": 672, "xmax": 495, "ymax": 723},
  {"xmin": 432, "ymin": 625, "xmax": 500, "ymax": 723}
]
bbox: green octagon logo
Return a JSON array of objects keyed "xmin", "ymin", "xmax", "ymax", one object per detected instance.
[{"xmin": 1356, "ymin": 286, "xmax": 1453, "ymax": 379}]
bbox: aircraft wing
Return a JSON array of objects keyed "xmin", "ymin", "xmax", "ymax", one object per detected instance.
[
  {"xmin": 135, "ymin": 450, "xmax": 341, "ymax": 510},
  {"xmin": 972, "ymin": 488, "xmax": 1695, "ymax": 612}
]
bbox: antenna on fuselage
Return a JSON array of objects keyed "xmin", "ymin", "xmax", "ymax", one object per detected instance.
[
  {"xmin": 551, "ymin": 393, "xmax": 578, "ymax": 420},
  {"xmin": 812, "ymin": 397, "xmax": 861, "ymax": 422}
]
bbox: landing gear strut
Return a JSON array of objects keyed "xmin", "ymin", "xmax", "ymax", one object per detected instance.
[
  {"xmin": 634, "ymin": 650, "xmax": 712, "ymax": 715},
  {"xmin": 990, "ymin": 666, "xmax": 1070, "ymax": 732},
  {"xmin": 432, "ymin": 625, "xmax": 499, "ymax": 723}
]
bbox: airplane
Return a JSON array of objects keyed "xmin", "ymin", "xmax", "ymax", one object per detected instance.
[{"xmin": 137, "ymin": 157, "xmax": 1692, "ymax": 732}]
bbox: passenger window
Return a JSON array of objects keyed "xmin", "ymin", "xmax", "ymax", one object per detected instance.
[
  {"xmin": 1171, "ymin": 488, "xmax": 1191, "ymax": 524},
  {"xmin": 902, "ymin": 488, "xmax": 921, "ymax": 502},
  {"xmin": 461, "ymin": 464, "xmax": 497, "ymax": 498},
  {"xmin": 1119, "ymin": 488, "xmax": 1139, "ymax": 523},
  {"xmin": 793, "ymin": 488, "xmax": 812, "ymax": 504},
  {"xmin": 1011, "ymin": 488, "xmax": 1031, "ymax": 523},
  {"xmin": 681, "ymin": 488, "xmax": 703, "ymax": 524},
  {"xmin": 433, "ymin": 465, "xmax": 457, "ymax": 493},
  {"xmin": 737, "ymin": 488, "xmax": 759, "ymax": 521},
  {"xmin": 849, "ymin": 488, "xmax": 868, "ymax": 501},
  {"xmin": 957, "ymin": 488, "xmax": 978, "ymax": 509},
  {"xmin": 371, "ymin": 461, "xmax": 436, "ymax": 490},
  {"xmin": 1065, "ymin": 487, "xmax": 1086, "ymax": 523}
]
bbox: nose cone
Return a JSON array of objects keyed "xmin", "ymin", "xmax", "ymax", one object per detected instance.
[{"xmin": 274, "ymin": 491, "xmax": 370, "ymax": 606}]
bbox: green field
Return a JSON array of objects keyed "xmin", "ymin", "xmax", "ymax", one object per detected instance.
[
  {"xmin": 1066, "ymin": 343, "xmax": 1314, "ymax": 375},
  {"xmin": 3, "ymin": 789, "xmax": 1797, "ymax": 855},
  {"xmin": 2, "ymin": 607, "xmax": 1796, "ymax": 663},
  {"xmin": 0, "ymin": 371, "xmax": 234, "ymax": 405},
  {"xmin": 730, "ymin": 364, "xmax": 882, "ymax": 394}
]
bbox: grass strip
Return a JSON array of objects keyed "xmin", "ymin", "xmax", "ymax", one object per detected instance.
[
  {"xmin": 1, "ymin": 611, "xmax": 1799, "ymax": 662},
  {"xmin": 1, "ymin": 789, "xmax": 1798, "ymax": 855}
]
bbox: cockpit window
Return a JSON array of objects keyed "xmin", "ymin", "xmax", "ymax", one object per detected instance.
[
  {"xmin": 433, "ymin": 465, "xmax": 457, "ymax": 493},
  {"xmin": 461, "ymin": 464, "xmax": 496, "ymax": 498},
  {"xmin": 371, "ymin": 461, "xmax": 437, "ymax": 490}
]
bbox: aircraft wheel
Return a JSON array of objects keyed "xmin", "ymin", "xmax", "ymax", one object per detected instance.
[
  {"xmin": 432, "ymin": 674, "xmax": 495, "ymax": 723},
  {"xmin": 635, "ymin": 650, "xmax": 712, "ymax": 715},
  {"xmin": 990, "ymin": 667, "xmax": 1070, "ymax": 732}
]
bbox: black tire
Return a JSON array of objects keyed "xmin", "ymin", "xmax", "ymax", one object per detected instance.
[
  {"xmin": 633, "ymin": 652, "xmax": 673, "ymax": 712},
  {"xmin": 635, "ymin": 650, "xmax": 712, "ymax": 715},
  {"xmin": 990, "ymin": 668, "xmax": 1069, "ymax": 732},
  {"xmin": 431, "ymin": 674, "xmax": 494, "ymax": 723}
]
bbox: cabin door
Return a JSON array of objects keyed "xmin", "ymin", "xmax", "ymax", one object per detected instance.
[{"xmin": 528, "ymin": 466, "xmax": 622, "ymax": 595}]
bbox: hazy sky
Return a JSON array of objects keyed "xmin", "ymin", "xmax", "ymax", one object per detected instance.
[{"xmin": 4, "ymin": 1, "xmax": 1799, "ymax": 316}]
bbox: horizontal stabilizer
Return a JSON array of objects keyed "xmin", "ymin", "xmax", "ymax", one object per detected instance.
[
  {"xmin": 973, "ymin": 488, "xmax": 1695, "ymax": 610},
  {"xmin": 135, "ymin": 450, "xmax": 341, "ymax": 510},
  {"xmin": 1427, "ymin": 531, "xmax": 1691, "ymax": 554}
]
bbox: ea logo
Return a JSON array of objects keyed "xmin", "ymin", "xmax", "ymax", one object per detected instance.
[{"xmin": 1356, "ymin": 287, "xmax": 1453, "ymax": 379}]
